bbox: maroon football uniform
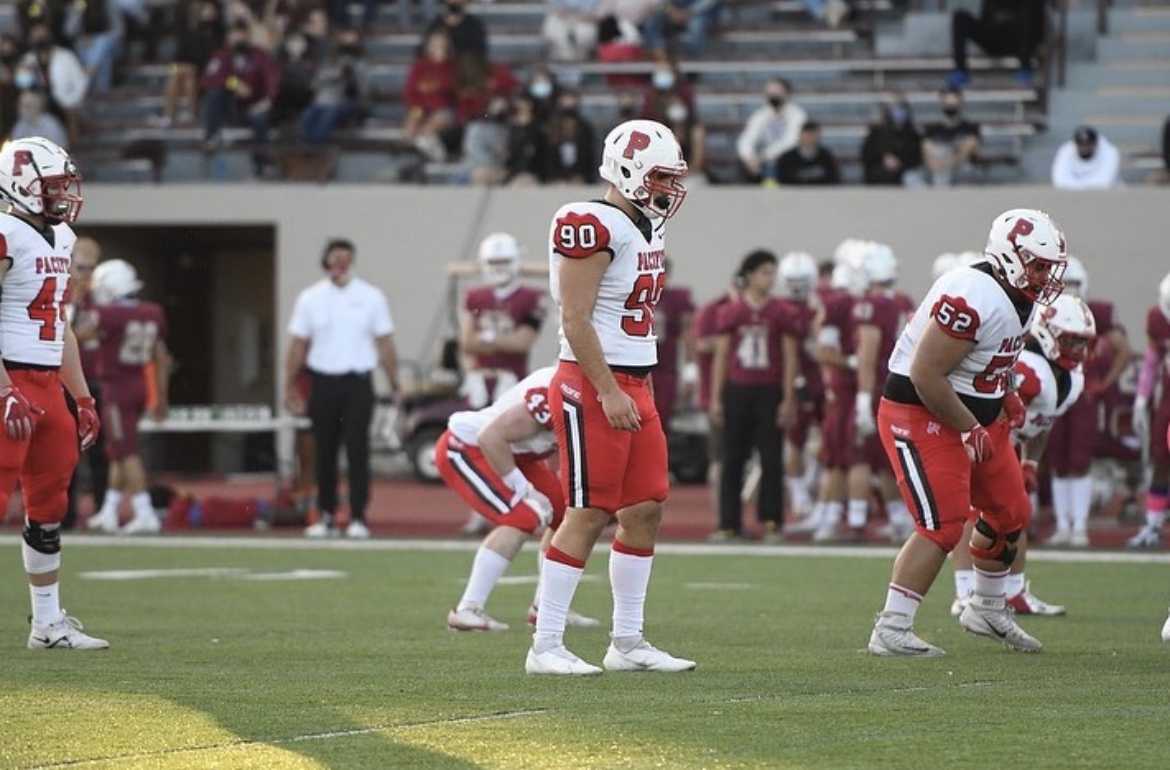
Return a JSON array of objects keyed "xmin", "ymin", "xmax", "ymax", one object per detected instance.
[
  {"xmin": 717, "ymin": 298, "xmax": 794, "ymax": 387},
  {"xmin": 95, "ymin": 300, "xmax": 167, "ymax": 460},
  {"xmin": 694, "ymin": 294, "xmax": 734, "ymax": 410},
  {"xmin": 653, "ymin": 285, "xmax": 696, "ymax": 426},
  {"xmin": 1147, "ymin": 305, "xmax": 1170, "ymax": 466},
  {"xmin": 463, "ymin": 284, "xmax": 545, "ymax": 381},
  {"xmin": 776, "ymin": 295, "xmax": 822, "ymax": 445}
]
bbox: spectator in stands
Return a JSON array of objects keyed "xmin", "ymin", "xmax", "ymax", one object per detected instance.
[
  {"xmin": 163, "ymin": 0, "xmax": 224, "ymax": 127},
  {"xmin": 524, "ymin": 64, "xmax": 560, "ymax": 122},
  {"xmin": 642, "ymin": 0, "xmax": 723, "ymax": 57},
  {"xmin": 736, "ymin": 77, "xmax": 806, "ymax": 183},
  {"xmin": 641, "ymin": 59, "xmax": 694, "ymax": 120},
  {"xmin": 505, "ymin": 94, "xmax": 548, "ymax": 184},
  {"xmin": 921, "ymin": 87, "xmax": 981, "ymax": 186},
  {"xmin": 117, "ymin": 0, "xmax": 158, "ymax": 63},
  {"xmin": 272, "ymin": 31, "xmax": 321, "ymax": 128},
  {"xmin": 1051, "ymin": 125, "xmax": 1121, "ymax": 190},
  {"xmin": 18, "ymin": 0, "xmax": 64, "ymax": 43},
  {"xmin": 0, "ymin": 35, "xmax": 21, "ymax": 139},
  {"xmin": 947, "ymin": 0, "xmax": 1046, "ymax": 88},
  {"xmin": 461, "ymin": 95, "xmax": 510, "ymax": 184},
  {"xmin": 328, "ymin": 0, "xmax": 377, "ymax": 29},
  {"xmin": 200, "ymin": 19, "xmax": 280, "ymax": 176},
  {"xmin": 861, "ymin": 93, "xmax": 923, "ymax": 186},
  {"xmin": 403, "ymin": 28, "xmax": 456, "ymax": 160},
  {"xmin": 64, "ymin": 0, "xmax": 120, "ymax": 95},
  {"xmin": 774, "ymin": 121, "xmax": 840, "ymax": 185},
  {"xmin": 545, "ymin": 89, "xmax": 596, "ymax": 183},
  {"xmin": 426, "ymin": 0, "xmax": 487, "ymax": 58},
  {"xmin": 800, "ymin": 0, "xmax": 849, "ymax": 29},
  {"xmin": 595, "ymin": 15, "xmax": 647, "ymax": 89},
  {"xmin": 544, "ymin": 0, "xmax": 603, "ymax": 61},
  {"xmin": 19, "ymin": 21, "xmax": 87, "ymax": 142},
  {"xmin": 455, "ymin": 53, "xmax": 518, "ymax": 127},
  {"xmin": 10, "ymin": 88, "xmax": 67, "ymax": 147},
  {"xmin": 302, "ymin": 26, "xmax": 369, "ymax": 144}
]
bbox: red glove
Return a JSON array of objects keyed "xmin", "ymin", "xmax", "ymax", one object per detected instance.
[
  {"xmin": 961, "ymin": 424, "xmax": 994, "ymax": 463},
  {"xmin": 76, "ymin": 396, "xmax": 100, "ymax": 451},
  {"xmin": 1020, "ymin": 459, "xmax": 1039, "ymax": 493},
  {"xmin": 1003, "ymin": 391, "xmax": 1027, "ymax": 430},
  {"xmin": 1, "ymin": 385, "xmax": 43, "ymax": 441}
]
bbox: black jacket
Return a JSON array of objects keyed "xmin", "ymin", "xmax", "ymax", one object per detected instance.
[
  {"xmin": 775, "ymin": 146, "xmax": 841, "ymax": 186},
  {"xmin": 861, "ymin": 122, "xmax": 923, "ymax": 185}
]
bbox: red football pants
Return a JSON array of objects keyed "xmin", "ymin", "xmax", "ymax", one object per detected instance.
[
  {"xmin": 0, "ymin": 369, "xmax": 80, "ymax": 525},
  {"xmin": 435, "ymin": 431, "xmax": 564, "ymax": 533},
  {"xmin": 878, "ymin": 399, "xmax": 1030, "ymax": 552}
]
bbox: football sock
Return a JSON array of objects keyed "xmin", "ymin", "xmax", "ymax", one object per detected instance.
[
  {"xmin": 533, "ymin": 546, "xmax": 585, "ymax": 653},
  {"xmin": 973, "ymin": 567, "xmax": 1009, "ymax": 610},
  {"xmin": 531, "ymin": 549, "xmax": 545, "ymax": 607},
  {"xmin": 1050, "ymin": 477, "xmax": 1073, "ymax": 533},
  {"xmin": 786, "ymin": 477, "xmax": 811, "ymax": 516},
  {"xmin": 1069, "ymin": 476, "xmax": 1093, "ymax": 534},
  {"xmin": 610, "ymin": 540, "xmax": 654, "ymax": 650},
  {"xmin": 953, "ymin": 568, "xmax": 974, "ymax": 600},
  {"xmin": 1144, "ymin": 488, "xmax": 1167, "ymax": 530},
  {"xmin": 887, "ymin": 500, "xmax": 913, "ymax": 529},
  {"xmin": 30, "ymin": 582, "xmax": 61, "ymax": 626},
  {"xmin": 847, "ymin": 499, "xmax": 867, "ymax": 529},
  {"xmin": 457, "ymin": 545, "xmax": 510, "ymax": 612},
  {"xmin": 1005, "ymin": 571, "xmax": 1026, "ymax": 598},
  {"xmin": 98, "ymin": 490, "xmax": 122, "ymax": 521},
  {"xmin": 883, "ymin": 583, "xmax": 922, "ymax": 622},
  {"xmin": 131, "ymin": 492, "xmax": 154, "ymax": 521},
  {"xmin": 822, "ymin": 501, "xmax": 843, "ymax": 527}
]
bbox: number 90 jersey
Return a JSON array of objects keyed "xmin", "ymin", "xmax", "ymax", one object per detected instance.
[
  {"xmin": 0, "ymin": 213, "xmax": 76, "ymax": 367},
  {"xmin": 888, "ymin": 265, "xmax": 1035, "ymax": 399},
  {"xmin": 548, "ymin": 200, "xmax": 666, "ymax": 368}
]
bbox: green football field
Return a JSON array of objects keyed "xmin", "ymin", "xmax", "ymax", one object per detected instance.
[{"xmin": 2, "ymin": 537, "xmax": 1170, "ymax": 770}]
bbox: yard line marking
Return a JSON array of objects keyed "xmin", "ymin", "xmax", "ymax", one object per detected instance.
[
  {"xmin": 78, "ymin": 568, "xmax": 347, "ymax": 582},
  {"xmin": 25, "ymin": 709, "xmax": 547, "ymax": 770},
  {"xmin": 685, "ymin": 582, "xmax": 757, "ymax": 590},
  {"xmin": 2, "ymin": 535, "xmax": 1169, "ymax": 564}
]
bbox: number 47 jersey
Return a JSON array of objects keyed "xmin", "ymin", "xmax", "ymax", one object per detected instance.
[
  {"xmin": 888, "ymin": 264, "xmax": 1036, "ymax": 399},
  {"xmin": 548, "ymin": 200, "xmax": 665, "ymax": 368},
  {"xmin": 0, "ymin": 213, "xmax": 77, "ymax": 366}
]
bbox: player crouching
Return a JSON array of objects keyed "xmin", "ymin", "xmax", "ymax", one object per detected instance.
[{"xmin": 436, "ymin": 366, "xmax": 599, "ymax": 632}]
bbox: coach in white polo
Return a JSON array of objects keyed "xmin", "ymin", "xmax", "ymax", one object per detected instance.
[{"xmin": 284, "ymin": 238, "xmax": 399, "ymax": 539}]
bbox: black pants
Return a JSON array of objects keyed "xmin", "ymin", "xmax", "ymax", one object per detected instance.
[
  {"xmin": 952, "ymin": 8, "xmax": 1038, "ymax": 72},
  {"xmin": 309, "ymin": 371, "xmax": 374, "ymax": 523},
  {"xmin": 64, "ymin": 380, "xmax": 108, "ymax": 529},
  {"xmin": 718, "ymin": 383, "xmax": 784, "ymax": 532}
]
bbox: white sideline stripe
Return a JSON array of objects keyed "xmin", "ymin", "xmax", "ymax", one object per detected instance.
[
  {"xmin": 78, "ymin": 568, "xmax": 347, "ymax": 582},
  {"xmin": 685, "ymin": 582, "xmax": 757, "ymax": 590},
  {"xmin": 27, "ymin": 709, "xmax": 547, "ymax": 769},
  {"xmin": 0, "ymin": 535, "xmax": 1168, "ymax": 564}
]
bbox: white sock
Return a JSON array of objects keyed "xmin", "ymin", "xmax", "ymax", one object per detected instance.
[
  {"xmin": 1005, "ymin": 571, "xmax": 1026, "ymax": 598},
  {"xmin": 609, "ymin": 546, "xmax": 653, "ymax": 648},
  {"xmin": 973, "ymin": 566, "xmax": 1009, "ymax": 609},
  {"xmin": 1051, "ymin": 477, "xmax": 1073, "ymax": 533},
  {"xmin": 1069, "ymin": 476, "xmax": 1093, "ymax": 534},
  {"xmin": 99, "ymin": 490, "xmax": 122, "ymax": 520},
  {"xmin": 802, "ymin": 457, "xmax": 818, "ymax": 491},
  {"xmin": 807, "ymin": 500, "xmax": 825, "ymax": 527},
  {"xmin": 131, "ymin": 492, "xmax": 154, "ymax": 520},
  {"xmin": 882, "ymin": 583, "xmax": 922, "ymax": 622},
  {"xmin": 822, "ymin": 501, "xmax": 843, "ymax": 526},
  {"xmin": 954, "ymin": 568, "xmax": 975, "ymax": 600},
  {"xmin": 533, "ymin": 553, "xmax": 584, "ymax": 653},
  {"xmin": 847, "ymin": 499, "xmax": 867, "ymax": 528},
  {"xmin": 531, "ymin": 549, "xmax": 545, "ymax": 607},
  {"xmin": 30, "ymin": 582, "xmax": 61, "ymax": 626},
  {"xmin": 786, "ymin": 477, "xmax": 811, "ymax": 516},
  {"xmin": 887, "ymin": 500, "xmax": 913, "ymax": 528},
  {"xmin": 457, "ymin": 545, "xmax": 511, "ymax": 611},
  {"xmin": 1146, "ymin": 510, "xmax": 1165, "ymax": 531}
]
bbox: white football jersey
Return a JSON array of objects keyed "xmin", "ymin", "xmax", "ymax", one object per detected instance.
[
  {"xmin": 889, "ymin": 265, "xmax": 1036, "ymax": 399},
  {"xmin": 0, "ymin": 213, "xmax": 76, "ymax": 367},
  {"xmin": 448, "ymin": 366, "xmax": 556, "ymax": 457},
  {"xmin": 1013, "ymin": 349, "xmax": 1085, "ymax": 441},
  {"xmin": 548, "ymin": 200, "xmax": 666, "ymax": 367}
]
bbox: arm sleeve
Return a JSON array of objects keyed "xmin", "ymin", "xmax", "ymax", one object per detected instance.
[{"xmin": 373, "ymin": 292, "xmax": 395, "ymax": 336}]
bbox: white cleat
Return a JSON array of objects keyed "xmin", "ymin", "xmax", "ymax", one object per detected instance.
[
  {"xmin": 1069, "ymin": 530, "xmax": 1090, "ymax": 548},
  {"xmin": 867, "ymin": 611, "xmax": 946, "ymax": 657},
  {"xmin": 120, "ymin": 514, "xmax": 160, "ymax": 535},
  {"xmin": 1044, "ymin": 529, "xmax": 1071, "ymax": 547},
  {"xmin": 447, "ymin": 605, "xmax": 509, "ymax": 632},
  {"xmin": 85, "ymin": 509, "xmax": 119, "ymax": 533},
  {"xmin": 1161, "ymin": 611, "xmax": 1170, "ymax": 642},
  {"xmin": 1007, "ymin": 581, "xmax": 1066, "ymax": 616},
  {"xmin": 28, "ymin": 613, "xmax": 109, "ymax": 650},
  {"xmin": 304, "ymin": 520, "xmax": 335, "ymax": 539},
  {"xmin": 526, "ymin": 604, "xmax": 601, "ymax": 628},
  {"xmin": 525, "ymin": 644, "xmax": 603, "ymax": 675},
  {"xmin": 812, "ymin": 522, "xmax": 839, "ymax": 543},
  {"xmin": 959, "ymin": 598, "xmax": 1043, "ymax": 652},
  {"xmin": 345, "ymin": 520, "xmax": 370, "ymax": 539},
  {"xmin": 602, "ymin": 638, "xmax": 696, "ymax": 672},
  {"xmin": 1127, "ymin": 526, "xmax": 1162, "ymax": 550},
  {"xmin": 785, "ymin": 513, "xmax": 822, "ymax": 535},
  {"xmin": 950, "ymin": 596, "xmax": 971, "ymax": 618}
]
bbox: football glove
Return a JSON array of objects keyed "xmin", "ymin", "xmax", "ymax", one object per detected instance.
[
  {"xmin": 76, "ymin": 396, "xmax": 101, "ymax": 451},
  {"xmin": 961, "ymin": 424, "xmax": 994, "ymax": 464},
  {"xmin": 1003, "ymin": 391, "xmax": 1027, "ymax": 430},
  {"xmin": 1020, "ymin": 459, "xmax": 1038, "ymax": 493},
  {"xmin": 1, "ymin": 385, "xmax": 43, "ymax": 441}
]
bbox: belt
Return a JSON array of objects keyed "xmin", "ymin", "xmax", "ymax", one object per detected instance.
[
  {"xmin": 3, "ymin": 360, "xmax": 59, "ymax": 372},
  {"xmin": 308, "ymin": 369, "xmax": 372, "ymax": 379}
]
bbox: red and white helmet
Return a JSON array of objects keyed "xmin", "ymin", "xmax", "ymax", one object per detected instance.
[
  {"xmin": 1159, "ymin": 271, "xmax": 1170, "ymax": 322},
  {"xmin": 861, "ymin": 242, "xmax": 897, "ymax": 286},
  {"xmin": 598, "ymin": 119, "xmax": 688, "ymax": 220},
  {"xmin": 984, "ymin": 208, "xmax": 1067, "ymax": 304},
  {"xmin": 779, "ymin": 251, "xmax": 817, "ymax": 299},
  {"xmin": 0, "ymin": 137, "xmax": 82, "ymax": 224},
  {"xmin": 1062, "ymin": 256, "xmax": 1088, "ymax": 297},
  {"xmin": 477, "ymin": 232, "xmax": 521, "ymax": 287},
  {"xmin": 91, "ymin": 259, "xmax": 142, "ymax": 305},
  {"xmin": 1031, "ymin": 293, "xmax": 1096, "ymax": 371}
]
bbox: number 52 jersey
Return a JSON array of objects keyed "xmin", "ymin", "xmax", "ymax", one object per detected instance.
[
  {"xmin": 548, "ymin": 200, "xmax": 666, "ymax": 368},
  {"xmin": 888, "ymin": 263, "xmax": 1036, "ymax": 400}
]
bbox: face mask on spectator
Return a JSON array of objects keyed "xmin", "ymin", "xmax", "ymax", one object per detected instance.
[
  {"xmin": 14, "ymin": 69, "xmax": 35, "ymax": 89},
  {"xmin": 529, "ymin": 79, "xmax": 552, "ymax": 99},
  {"xmin": 666, "ymin": 102, "xmax": 688, "ymax": 123},
  {"xmin": 445, "ymin": 2, "xmax": 464, "ymax": 17},
  {"xmin": 767, "ymin": 95, "xmax": 785, "ymax": 109},
  {"xmin": 942, "ymin": 105, "xmax": 960, "ymax": 119},
  {"xmin": 285, "ymin": 35, "xmax": 307, "ymax": 59},
  {"xmin": 652, "ymin": 70, "xmax": 675, "ymax": 91},
  {"xmin": 889, "ymin": 105, "xmax": 908, "ymax": 125}
]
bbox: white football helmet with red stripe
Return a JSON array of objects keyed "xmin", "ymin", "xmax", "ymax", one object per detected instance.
[
  {"xmin": 984, "ymin": 208, "xmax": 1067, "ymax": 305},
  {"xmin": 1031, "ymin": 293, "xmax": 1096, "ymax": 371},
  {"xmin": 0, "ymin": 137, "xmax": 82, "ymax": 224},
  {"xmin": 478, "ymin": 232, "xmax": 521, "ymax": 287},
  {"xmin": 598, "ymin": 119, "xmax": 688, "ymax": 220},
  {"xmin": 779, "ymin": 251, "xmax": 817, "ymax": 299}
]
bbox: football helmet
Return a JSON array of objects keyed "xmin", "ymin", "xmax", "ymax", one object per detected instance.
[
  {"xmin": 779, "ymin": 251, "xmax": 817, "ymax": 299},
  {"xmin": 1062, "ymin": 256, "xmax": 1088, "ymax": 297},
  {"xmin": 862, "ymin": 242, "xmax": 897, "ymax": 286},
  {"xmin": 91, "ymin": 259, "xmax": 142, "ymax": 305},
  {"xmin": 984, "ymin": 208, "xmax": 1067, "ymax": 304},
  {"xmin": 1160, "ymin": 271, "xmax": 1170, "ymax": 322},
  {"xmin": 477, "ymin": 232, "xmax": 521, "ymax": 287},
  {"xmin": 598, "ymin": 119, "xmax": 687, "ymax": 220},
  {"xmin": 830, "ymin": 260, "xmax": 867, "ymax": 297},
  {"xmin": 1031, "ymin": 293, "xmax": 1096, "ymax": 371},
  {"xmin": 0, "ymin": 137, "xmax": 82, "ymax": 224},
  {"xmin": 833, "ymin": 238, "xmax": 868, "ymax": 266},
  {"xmin": 931, "ymin": 253, "xmax": 959, "ymax": 280}
]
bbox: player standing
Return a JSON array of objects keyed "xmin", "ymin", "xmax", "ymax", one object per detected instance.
[
  {"xmin": 1130, "ymin": 272, "xmax": 1170, "ymax": 548},
  {"xmin": 0, "ymin": 137, "xmax": 105, "ymax": 649},
  {"xmin": 692, "ymin": 276, "xmax": 739, "ymax": 515},
  {"xmin": 651, "ymin": 258, "xmax": 696, "ymax": 438},
  {"xmin": 527, "ymin": 119, "xmax": 695, "ymax": 675},
  {"xmin": 83, "ymin": 260, "xmax": 170, "ymax": 534},
  {"xmin": 867, "ymin": 209, "xmax": 1067, "ymax": 657}
]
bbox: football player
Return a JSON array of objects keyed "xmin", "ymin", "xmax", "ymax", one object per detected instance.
[
  {"xmin": 867, "ymin": 209, "xmax": 1067, "ymax": 657},
  {"xmin": 692, "ymin": 275, "xmax": 740, "ymax": 516},
  {"xmin": 436, "ymin": 365, "xmax": 599, "ymax": 632},
  {"xmin": 0, "ymin": 137, "xmax": 105, "ymax": 649},
  {"xmin": 528, "ymin": 119, "xmax": 695, "ymax": 675},
  {"xmin": 1130, "ymin": 271, "xmax": 1170, "ymax": 548},
  {"xmin": 652, "ymin": 257, "xmax": 696, "ymax": 438},
  {"xmin": 65, "ymin": 237, "xmax": 107, "ymax": 529},
  {"xmin": 951, "ymin": 293, "xmax": 1096, "ymax": 617},
  {"xmin": 83, "ymin": 260, "xmax": 170, "ymax": 535}
]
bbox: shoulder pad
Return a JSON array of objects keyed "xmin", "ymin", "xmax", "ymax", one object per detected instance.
[{"xmin": 553, "ymin": 210, "xmax": 613, "ymax": 259}]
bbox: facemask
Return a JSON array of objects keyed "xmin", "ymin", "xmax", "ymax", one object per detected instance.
[
  {"xmin": 529, "ymin": 79, "xmax": 552, "ymax": 99},
  {"xmin": 767, "ymin": 95, "xmax": 785, "ymax": 109},
  {"xmin": 666, "ymin": 103, "xmax": 688, "ymax": 123},
  {"xmin": 942, "ymin": 106, "xmax": 960, "ymax": 119},
  {"xmin": 652, "ymin": 70, "xmax": 675, "ymax": 90}
]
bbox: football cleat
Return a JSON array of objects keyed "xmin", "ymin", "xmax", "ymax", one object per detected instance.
[
  {"xmin": 28, "ymin": 613, "xmax": 109, "ymax": 650},
  {"xmin": 85, "ymin": 509, "xmax": 119, "ymax": 533},
  {"xmin": 602, "ymin": 638, "xmax": 696, "ymax": 672},
  {"xmin": 1044, "ymin": 529, "xmax": 1071, "ymax": 547},
  {"xmin": 1070, "ymin": 530, "xmax": 1090, "ymax": 548},
  {"xmin": 120, "ymin": 514, "xmax": 160, "ymax": 535},
  {"xmin": 812, "ymin": 521, "xmax": 839, "ymax": 543},
  {"xmin": 950, "ymin": 596, "xmax": 971, "ymax": 617},
  {"xmin": 526, "ymin": 605, "xmax": 601, "ymax": 628},
  {"xmin": 867, "ymin": 611, "xmax": 946, "ymax": 657},
  {"xmin": 784, "ymin": 512, "xmax": 822, "ymax": 535},
  {"xmin": 1127, "ymin": 527, "xmax": 1162, "ymax": 549},
  {"xmin": 1161, "ymin": 610, "xmax": 1170, "ymax": 643},
  {"xmin": 447, "ymin": 605, "xmax": 509, "ymax": 632},
  {"xmin": 959, "ymin": 599, "xmax": 1043, "ymax": 652},
  {"xmin": 1007, "ymin": 582, "xmax": 1066, "ymax": 616},
  {"xmin": 344, "ymin": 520, "xmax": 370, "ymax": 540},
  {"xmin": 525, "ymin": 644, "xmax": 602, "ymax": 675},
  {"xmin": 762, "ymin": 522, "xmax": 783, "ymax": 544},
  {"xmin": 303, "ymin": 520, "xmax": 335, "ymax": 539},
  {"xmin": 706, "ymin": 529, "xmax": 743, "ymax": 543}
]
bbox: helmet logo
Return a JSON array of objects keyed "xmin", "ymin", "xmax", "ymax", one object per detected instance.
[
  {"xmin": 622, "ymin": 131, "xmax": 651, "ymax": 159},
  {"xmin": 11, "ymin": 150, "xmax": 32, "ymax": 177},
  {"xmin": 1006, "ymin": 217, "xmax": 1034, "ymax": 249}
]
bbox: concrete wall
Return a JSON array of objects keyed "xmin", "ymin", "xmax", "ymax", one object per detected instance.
[{"xmin": 84, "ymin": 184, "xmax": 1169, "ymax": 401}]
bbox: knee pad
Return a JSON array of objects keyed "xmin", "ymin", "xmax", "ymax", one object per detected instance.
[
  {"xmin": 969, "ymin": 517, "xmax": 1021, "ymax": 567},
  {"xmin": 22, "ymin": 521, "xmax": 62, "ymax": 574}
]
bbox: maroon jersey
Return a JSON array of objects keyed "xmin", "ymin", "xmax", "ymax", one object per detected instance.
[
  {"xmin": 821, "ymin": 290, "xmax": 856, "ymax": 397},
  {"xmin": 95, "ymin": 300, "xmax": 167, "ymax": 387},
  {"xmin": 464, "ymin": 284, "xmax": 545, "ymax": 380},
  {"xmin": 73, "ymin": 290, "xmax": 101, "ymax": 380},
  {"xmin": 852, "ymin": 290, "xmax": 904, "ymax": 395},
  {"xmin": 1084, "ymin": 299, "xmax": 1117, "ymax": 389},
  {"xmin": 777, "ymin": 296, "xmax": 822, "ymax": 397},
  {"xmin": 654, "ymin": 285, "xmax": 695, "ymax": 378},
  {"xmin": 695, "ymin": 294, "xmax": 734, "ymax": 409},
  {"xmin": 717, "ymin": 297, "xmax": 794, "ymax": 387},
  {"xmin": 1148, "ymin": 305, "xmax": 1170, "ymax": 406}
]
